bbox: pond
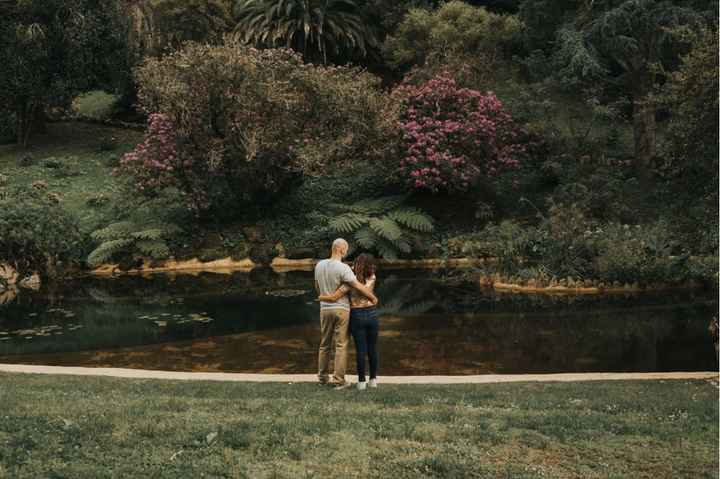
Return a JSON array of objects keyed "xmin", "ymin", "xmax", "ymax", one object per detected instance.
[{"xmin": 0, "ymin": 269, "xmax": 717, "ymax": 374}]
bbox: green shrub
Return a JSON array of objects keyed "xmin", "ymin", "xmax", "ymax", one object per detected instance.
[
  {"xmin": 466, "ymin": 204, "xmax": 710, "ymax": 285},
  {"xmin": 0, "ymin": 186, "xmax": 82, "ymax": 277},
  {"xmin": 315, "ymin": 196, "xmax": 434, "ymax": 259},
  {"xmin": 383, "ymin": 0, "xmax": 521, "ymax": 85},
  {"xmin": 127, "ymin": 38, "xmax": 393, "ymax": 213}
]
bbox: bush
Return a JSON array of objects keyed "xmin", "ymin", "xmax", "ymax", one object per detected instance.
[
  {"xmin": 122, "ymin": 38, "xmax": 391, "ymax": 213},
  {"xmin": 382, "ymin": 1, "xmax": 521, "ymax": 88},
  {"xmin": 0, "ymin": 186, "xmax": 82, "ymax": 277},
  {"xmin": 394, "ymin": 73, "xmax": 524, "ymax": 193},
  {"xmin": 466, "ymin": 204, "xmax": 710, "ymax": 285}
]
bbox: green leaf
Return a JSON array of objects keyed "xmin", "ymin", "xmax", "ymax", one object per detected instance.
[
  {"xmin": 369, "ymin": 217, "xmax": 403, "ymax": 242},
  {"xmin": 135, "ymin": 240, "xmax": 170, "ymax": 258},
  {"xmin": 387, "ymin": 208, "xmax": 434, "ymax": 233},
  {"xmin": 328, "ymin": 213, "xmax": 369, "ymax": 233},
  {"xmin": 375, "ymin": 239, "xmax": 399, "ymax": 260},
  {"xmin": 354, "ymin": 226, "xmax": 378, "ymax": 249},
  {"xmin": 90, "ymin": 221, "xmax": 135, "ymax": 242}
]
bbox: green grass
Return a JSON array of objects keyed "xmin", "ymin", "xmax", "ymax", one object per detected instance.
[
  {"xmin": 0, "ymin": 122, "xmax": 142, "ymax": 235},
  {"xmin": 1, "ymin": 374, "xmax": 717, "ymax": 478},
  {"xmin": 72, "ymin": 91, "xmax": 121, "ymax": 120}
]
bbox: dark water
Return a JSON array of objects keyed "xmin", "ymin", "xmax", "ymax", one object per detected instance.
[{"xmin": 0, "ymin": 269, "xmax": 717, "ymax": 374}]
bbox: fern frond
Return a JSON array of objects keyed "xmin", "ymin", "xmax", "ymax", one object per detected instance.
[
  {"xmin": 369, "ymin": 217, "xmax": 403, "ymax": 242},
  {"xmin": 328, "ymin": 213, "xmax": 369, "ymax": 233},
  {"xmin": 375, "ymin": 238, "xmax": 399, "ymax": 260},
  {"xmin": 398, "ymin": 300, "xmax": 437, "ymax": 316},
  {"xmin": 386, "ymin": 208, "xmax": 434, "ymax": 233},
  {"xmin": 395, "ymin": 238, "xmax": 412, "ymax": 254},
  {"xmin": 131, "ymin": 229, "xmax": 164, "ymax": 241},
  {"xmin": 90, "ymin": 221, "xmax": 136, "ymax": 242},
  {"xmin": 329, "ymin": 196, "xmax": 406, "ymax": 214},
  {"xmin": 161, "ymin": 223, "xmax": 182, "ymax": 236},
  {"xmin": 354, "ymin": 226, "xmax": 378, "ymax": 249},
  {"xmin": 377, "ymin": 298, "xmax": 406, "ymax": 315},
  {"xmin": 87, "ymin": 238, "xmax": 135, "ymax": 266},
  {"xmin": 135, "ymin": 240, "xmax": 170, "ymax": 258}
]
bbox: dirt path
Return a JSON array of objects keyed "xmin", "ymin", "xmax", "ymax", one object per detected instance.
[{"xmin": 0, "ymin": 364, "xmax": 716, "ymax": 384}]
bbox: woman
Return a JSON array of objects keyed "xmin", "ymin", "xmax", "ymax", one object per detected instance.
[{"xmin": 318, "ymin": 254, "xmax": 379, "ymax": 391}]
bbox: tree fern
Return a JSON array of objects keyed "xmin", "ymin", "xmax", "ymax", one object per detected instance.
[
  {"xmin": 322, "ymin": 196, "xmax": 434, "ymax": 259},
  {"xmin": 87, "ymin": 221, "xmax": 180, "ymax": 267},
  {"xmin": 87, "ymin": 238, "xmax": 135, "ymax": 266}
]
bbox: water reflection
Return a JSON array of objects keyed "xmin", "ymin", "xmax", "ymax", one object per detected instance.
[{"xmin": 0, "ymin": 270, "xmax": 716, "ymax": 374}]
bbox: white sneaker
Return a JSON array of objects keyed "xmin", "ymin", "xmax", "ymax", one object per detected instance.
[
  {"xmin": 356, "ymin": 381, "xmax": 367, "ymax": 391},
  {"xmin": 368, "ymin": 379, "xmax": 378, "ymax": 388},
  {"xmin": 333, "ymin": 382, "xmax": 353, "ymax": 391}
]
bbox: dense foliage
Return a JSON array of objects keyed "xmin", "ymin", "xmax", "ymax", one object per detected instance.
[
  {"xmin": 550, "ymin": 0, "xmax": 708, "ymax": 174},
  {"xmin": 0, "ymin": 186, "xmax": 82, "ymax": 277},
  {"xmin": 383, "ymin": 1, "xmax": 520, "ymax": 87},
  {"xmin": 0, "ymin": 0, "xmax": 129, "ymax": 146},
  {"xmin": 122, "ymin": 38, "xmax": 390, "ymax": 212},
  {"xmin": 125, "ymin": 0, "xmax": 232, "ymax": 56},
  {"xmin": 459, "ymin": 203, "xmax": 710, "ymax": 286},
  {"xmin": 395, "ymin": 73, "xmax": 524, "ymax": 193},
  {"xmin": 662, "ymin": 26, "xmax": 719, "ymax": 181}
]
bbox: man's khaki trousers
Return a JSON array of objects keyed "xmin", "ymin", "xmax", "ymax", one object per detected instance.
[{"xmin": 318, "ymin": 309, "xmax": 350, "ymax": 384}]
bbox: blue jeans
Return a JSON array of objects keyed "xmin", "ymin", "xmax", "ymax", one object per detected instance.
[{"xmin": 350, "ymin": 307, "xmax": 379, "ymax": 382}]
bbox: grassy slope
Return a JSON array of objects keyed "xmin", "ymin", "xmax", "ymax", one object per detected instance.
[
  {"xmin": 0, "ymin": 374, "xmax": 717, "ymax": 478},
  {"xmin": 0, "ymin": 122, "xmax": 142, "ymax": 235}
]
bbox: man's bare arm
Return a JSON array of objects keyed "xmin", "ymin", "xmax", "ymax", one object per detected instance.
[
  {"xmin": 318, "ymin": 284, "xmax": 349, "ymax": 302},
  {"xmin": 348, "ymin": 279, "xmax": 378, "ymax": 305}
]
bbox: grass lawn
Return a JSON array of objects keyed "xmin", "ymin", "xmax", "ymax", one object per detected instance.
[{"xmin": 0, "ymin": 374, "xmax": 717, "ymax": 478}]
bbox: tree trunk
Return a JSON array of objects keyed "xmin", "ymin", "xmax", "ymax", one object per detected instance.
[
  {"xmin": 632, "ymin": 98, "xmax": 656, "ymax": 176},
  {"xmin": 631, "ymin": 70, "xmax": 657, "ymax": 180}
]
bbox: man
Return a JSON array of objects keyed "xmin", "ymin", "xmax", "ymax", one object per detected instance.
[{"xmin": 314, "ymin": 238, "xmax": 378, "ymax": 389}]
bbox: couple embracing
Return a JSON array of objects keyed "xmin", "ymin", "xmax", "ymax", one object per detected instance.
[{"xmin": 314, "ymin": 238, "xmax": 380, "ymax": 391}]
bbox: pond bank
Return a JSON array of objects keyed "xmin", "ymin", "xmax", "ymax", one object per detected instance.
[
  {"xmin": 1, "ymin": 364, "xmax": 716, "ymax": 384},
  {"xmin": 84, "ymin": 255, "xmax": 707, "ymax": 295}
]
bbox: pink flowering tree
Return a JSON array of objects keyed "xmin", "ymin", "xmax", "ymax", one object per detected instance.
[
  {"xmin": 115, "ymin": 113, "xmax": 209, "ymax": 211},
  {"xmin": 395, "ymin": 73, "xmax": 524, "ymax": 193}
]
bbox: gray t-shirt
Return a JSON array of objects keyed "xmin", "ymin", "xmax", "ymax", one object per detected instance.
[{"xmin": 314, "ymin": 259, "xmax": 357, "ymax": 311}]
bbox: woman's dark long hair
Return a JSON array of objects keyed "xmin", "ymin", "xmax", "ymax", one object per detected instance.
[{"xmin": 352, "ymin": 253, "xmax": 377, "ymax": 284}]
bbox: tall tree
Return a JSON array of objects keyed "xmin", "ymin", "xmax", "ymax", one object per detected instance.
[
  {"xmin": 553, "ymin": 0, "xmax": 708, "ymax": 175},
  {"xmin": 232, "ymin": 0, "xmax": 378, "ymax": 64},
  {"xmin": 0, "ymin": 0, "xmax": 129, "ymax": 146}
]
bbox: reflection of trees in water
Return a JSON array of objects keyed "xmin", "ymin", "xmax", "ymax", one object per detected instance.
[{"xmin": 376, "ymin": 275, "xmax": 437, "ymax": 316}]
